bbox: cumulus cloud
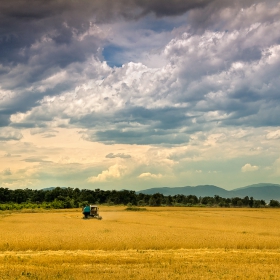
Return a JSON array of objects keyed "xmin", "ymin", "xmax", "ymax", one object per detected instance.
[
  {"xmin": 1, "ymin": 0, "xmax": 279, "ymax": 130},
  {"xmin": 12, "ymin": 10, "xmax": 280, "ymax": 145},
  {"xmin": 241, "ymin": 163, "xmax": 259, "ymax": 172},
  {"xmin": 1, "ymin": 2, "xmax": 279, "ymax": 134},
  {"xmin": 87, "ymin": 164, "xmax": 127, "ymax": 183},
  {"xmin": 138, "ymin": 172, "xmax": 163, "ymax": 179}
]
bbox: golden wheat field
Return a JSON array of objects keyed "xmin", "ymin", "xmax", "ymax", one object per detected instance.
[{"xmin": 1, "ymin": 207, "xmax": 280, "ymax": 279}]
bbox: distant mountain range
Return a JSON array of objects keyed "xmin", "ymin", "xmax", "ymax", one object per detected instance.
[
  {"xmin": 137, "ymin": 183, "xmax": 280, "ymax": 202},
  {"xmin": 41, "ymin": 187, "xmax": 66, "ymax": 191}
]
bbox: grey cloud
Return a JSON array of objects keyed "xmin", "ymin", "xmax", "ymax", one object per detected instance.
[
  {"xmin": 168, "ymin": 150, "xmax": 200, "ymax": 161},
  {"xmin": 0, "ymin": 1, "xmax": 94, "ymax": 65},
  {"xmin": 30, "ymin": 128, "xmax": 58, "ymax": 135},
  {"xmin": 237, "ymin": 47, "xmax": 262, "ymax": 62},
  {"xmin": 223, "ymin": 104, "xmax": 280, "ymax": 128},
  {"xmin": 132, "ymin": 0, "xmax": 213, "ymax": 17},
  {"xmin": 71, "ymin": 104, "xmax": 202, "ymax": 145},
  {"xmin": 2, "ymin": 168, "xmax": 12, "ymax": 176},
  {"xmin": 0, "ymin": 128, "xmax": 23, "ymax": 141},
  {"xmin": 1, "ymin": 0, "xmax": 262, "ymax": 66},
  {"xmin": 106, "ymin": 153, "xmax": 131, "ymax": 159},
  {"xmin": 0, "ymin": 0, "xmax": 209, "ymax": 62},
  {"xmin": 42, "ymin": 134, "xmax": 57, "ymax": 138},
  {"xmin": 70, "ymin": 105, "xmax": 195, "ymax": 131},
  {"xmin": 4, "ymin": 153, "xmax": 21, "ymax": 158},
  {"xmin": 119, "ymin": 106, "xmax": 193, "ymax": 130},
  {"xmin": 83, "ymin": 129, "xmax": 190, "ymax": 145},
  {"xmin": 23, "ymin": 157, "xmax": 52, "ymax": 163},
  {"xmin": 186, "ymin": 0, "xmax": 280, "ymax": 32},
  {"xmin": 0, "ymin": 114, "xmax": 10, "ymax": 127}
]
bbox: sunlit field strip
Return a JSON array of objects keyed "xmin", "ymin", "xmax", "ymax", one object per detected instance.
[
  {"xmin": 1, "ymin": 249, "xmax": 280, "ymax": 279},
  {"xmin": 1, "ymin": 207, "xmax": 280, "ymax": 251}
]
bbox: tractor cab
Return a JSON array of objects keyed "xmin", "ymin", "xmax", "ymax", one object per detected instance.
[
  {"xmin": 82, "ymin": 204, "xmax": 102, "ymax": 220},
  {"xmin": 90, "ymin": 205, "xmax": 99, "ymax": 216}
]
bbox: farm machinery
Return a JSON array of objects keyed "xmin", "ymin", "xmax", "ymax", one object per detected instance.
[{"xmin": 82, "ymin": 205, "xmax": 102, "ymax": 220}]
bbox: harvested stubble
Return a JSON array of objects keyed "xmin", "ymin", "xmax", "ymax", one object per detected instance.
[{"xmin": 1, "ymin": 207, "xmax": 280, "ymax": 279}]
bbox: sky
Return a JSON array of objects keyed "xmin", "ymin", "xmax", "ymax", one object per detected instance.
[{"xmin": 1, "ymin": 0, "xmax": 280, "ymax": 191}]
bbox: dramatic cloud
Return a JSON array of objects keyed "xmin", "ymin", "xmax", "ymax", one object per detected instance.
[
  {"xmin": 12, "ymin": 16, "xmax": 280, "ymax": 144},
  {"xmin": 2, "ymin": 0, "xmax": 278, "ymax": 125},
  {"xmin": 1, "ymin": 0, "xmax": 280, "ymax": 190}
]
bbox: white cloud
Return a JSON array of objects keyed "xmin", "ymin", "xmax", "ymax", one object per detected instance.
[
  {"xmin": 241, "ymin": 163, "xmax": 259, "ymax": 172},
  {"xmin": 138, "ymin": 172, "xmax": 163, "ymax": 179},
  {"xmin": 87, "ymin": 164, "xmax": 127, "ymax": 183},
  {"xmin": 266, "ymin": 130, "xmax": 280, "ymax": 140}
]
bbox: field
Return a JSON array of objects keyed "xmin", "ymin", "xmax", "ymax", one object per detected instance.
[{"xmin": 1, "ymin": 207, "xmax": 280, "ymax": 279}]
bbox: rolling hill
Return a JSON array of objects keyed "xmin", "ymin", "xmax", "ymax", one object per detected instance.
[{"xmin": 137, "ymin": 183, "xmax": 280, "ymax": 202}]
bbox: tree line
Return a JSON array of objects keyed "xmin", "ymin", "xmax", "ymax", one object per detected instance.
[{"xmin": 0, "ymin": 187, "xmax": 280, "ymax": 210}]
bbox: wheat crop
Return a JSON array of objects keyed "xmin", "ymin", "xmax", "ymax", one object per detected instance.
[
  {"xmin": 1, "ymin": 207, "xmax": 280, "ymax": 279},
  {"xmin": 1, "ymin": 207, "xmax": 280, "ymax": 251}
]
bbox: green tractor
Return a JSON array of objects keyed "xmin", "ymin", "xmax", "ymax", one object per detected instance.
[{"xmin": 82, "ymin": 205, "xmax": 102, "ymax": 220}]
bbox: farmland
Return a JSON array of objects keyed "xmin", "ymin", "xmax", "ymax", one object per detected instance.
[{"xmin": 1, "ymin": 207, "xmax": 280, "ymax": 279}]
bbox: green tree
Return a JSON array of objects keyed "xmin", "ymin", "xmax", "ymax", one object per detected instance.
[
  {"xmin": 249, "ymin": 197, "xmax": 254, "ymax": 208},
  {"xmin": 269, "ymin": 199, "xmax": 280, "ymax": 207}
]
